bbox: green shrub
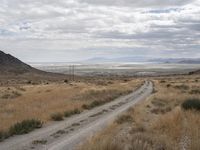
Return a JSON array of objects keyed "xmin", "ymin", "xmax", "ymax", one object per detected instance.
[
  {"xmin": 64, "ymin": 79, "xmax": 68, "ymax": 83},
  {"xmin": 51, "ymin": 113, "xmax": 64, "ymax": 121},
  {"xmin": 174, "ymin": 85, "xmax": 189, "ymax": 90},
  {"xmin": 116, "ymin": 114, "xmax": 133, "ymax": 124},
  {"xmin": 189, "ymin": 89, "xmax": 200, "ymax": 94},
  {"xmin": 9, "ymin": 119, "xmax": 42, "ymax": 135},
  {"xmin": 32, "ymin": 139, "xmax": 47, "ymax": 145},
  {"xmin": 1, "ymin": 91, "xmax": 21, "ymax": 99},
  {"xmin": 82, "ymin": 104, "xmax": 90, "ymax": 109},
  {"xmin": 160, "ymin": 80, "xmax": 166, "ymax": 83},
  {"xmin": 90, "ymin": 101, "xmax": 102, "ymax": 108},
  {"xmin": 82, "ymin": 101, "xmax": 105, "ymax": 110},
  {"xmin": 0, "ymin": 132, "xmax": 3, "ymax": 141},
  {"xmin": 81, "ymin": 89, "xmax": 132, "ymax": 110},
  {"xmin": 0, "ymin": 131, "xmax": 9, "ymax": 142},
  {"xmin": 182, "ymin": 99, "xmax": 200, "ymax": 111},
  {"xmin": 64, "ymin": 108, "xmax": 81, "ymax": 117},
  {"xmin": 166, "ymin": 84, "xmax": 171, "ymax": 88}
]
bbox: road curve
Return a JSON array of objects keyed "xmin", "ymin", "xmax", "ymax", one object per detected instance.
[{"xmin": 0, "ymin": 81, "xmax": 153, "ymax": 150}]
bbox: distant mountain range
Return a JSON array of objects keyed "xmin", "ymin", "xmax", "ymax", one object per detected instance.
[
  {"xmin": 83, "ymin": 57, "xmax": 200, "ymax": 64},
  {"xmin": 83, "ymin": 57, "xmax": 149, "ymax": 63},
  {"xmin": 149, "ymin": 58, "xmax": 200, "ymax": 64}
]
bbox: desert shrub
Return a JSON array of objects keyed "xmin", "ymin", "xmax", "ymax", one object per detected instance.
[
  {"xmin": 151, "ymin": 107, "xmax": 171, "ymax": 114},
  {"xmin": 82, "ymin": 101, "xmax": 105, "ymax": 110},
  {"xmin": 182, "ymin": 99, "xmax": 200, "ymax": 111},
  {"xmin": 32, "ymin": 139, "xmax": 47, "ymax": 145},
  {"xmin": 1, "ymin": 94, "xmax": 11, "ymax": 99},
  {"xmin": 9, "ymin": 119, "xmax": 42, "ymax": 135},
  {"xmin": 27, "ymin": 80, "xmax": 32, "ymax": 84},
  {"xmin": 160, "ymin": 80, "xmax": 166, "ymax": 83},
  {"xmin": 166, "ymin": 84, "xmax": 171, "ymax": 88},
  {"xmin": 90, "ymin": 101, "xmax": 102, "ymax": 107},
  {"xmin": 1, "ymin": 91, "xmax": 21, "ymax": 99},
  {"xmin": 151, "ymin": 99, "xmax": 166, "ymax": 107},
  {"xmin": 12, "ymin": 91, "xmax": 22, "ymax": 97},
  {"xmin": 0, "ymin": 132, "xmax": 4, "ymax": 141},
  {"xmin": 64, "ymin": 79, "xmax": 68, "ymax": 83},
  {"xmin": 174, "ymin": 84, "xmax": 189, "ymax": 90},
  {"xmin": 189, "ymin": 89, "xmax": 200, "ymax": 94},
  {"xmin": 18, "ymin": 87, "xmax": 26, "ymax": 91},
  {"xmin": 80, "ymin": 89, "xmax": 132, "ymax": 110},
  {"xmin": 82, "ymin": 104, "xmax": 90, "ymax": 109},
  {"xmin": 64, "ymin": 108, "xmax": 81, "ymax": 117},
  {"xmin": 51, "ymin": 113, "xmax": 64, "ymax": 121},
  {"xmin": 116, "ymin": 114, "xmax": 133, "ymax": 124},
  {"xmin": 0, "ymin": 131, "xmax": 10, "ymax": 142}
]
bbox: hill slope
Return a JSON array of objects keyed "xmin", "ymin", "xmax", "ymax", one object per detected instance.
[
  {"xmin": 0, "ymin": 50, "xmax": 69, "ymax": 85},
  {"xmin": 0, "ymin": 50, "xmax": 37, "ymax": 74}
]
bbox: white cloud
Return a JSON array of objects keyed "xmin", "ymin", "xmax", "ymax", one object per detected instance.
[{"xmin": 0, "ymin": 0, "xmax": 199, "ymax": 62}]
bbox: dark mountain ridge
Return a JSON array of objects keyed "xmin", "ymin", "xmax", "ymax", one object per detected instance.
[
  {"xmin": 0, "ymin": 50, "xmax": 38, "ymax": 74},
  {"xmin": 0, "ymin": 50, "xmax": 70, "ymax": 85}
]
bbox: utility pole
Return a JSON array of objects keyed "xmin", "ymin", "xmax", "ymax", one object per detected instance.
[
  {"xmin": 69, "ymin": 65, "xmax": 75, "ymax": 81},
  {"xmin": 73, "ymin": 65, "xmax": 75, "ymax": 81}
]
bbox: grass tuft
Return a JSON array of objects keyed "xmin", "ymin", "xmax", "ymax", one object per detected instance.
[
  {"xmin": 116, "ymin": 114, "xmax": 133, "ymax": 124},
  {"xmin": 64, "ymin": 108, "xmax": 81, "ymax": 117},
  {"xmin": 189, "ymin": 89, "xmax": 200, "ymax": 94},
  {"xmin": 0, "ymin": 131, "xmax": 9, "ymax": 142},
  {"xmin": 50, "ymin": 113, "xmax": 64, "ymax": 121},
  {"xmin": 9, "ymin": 119, "xmax": 42, "ymax": 135}
]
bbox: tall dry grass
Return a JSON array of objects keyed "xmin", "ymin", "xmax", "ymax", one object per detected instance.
[
  {"xmin": 0, "ymin": 79, "xmax": 142, "ymax": 132},
  {"xmin": 79, "ymin": 75, "xmax": 200, "ymax": 150}
]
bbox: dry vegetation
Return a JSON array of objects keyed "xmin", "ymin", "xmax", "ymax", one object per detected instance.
[
  {"xmin": 0, "ymin": 78, "xmax": 142, "ymax": 133},
  {"xmin": 79, "ymin": 75, "xmax": 200, "ymax": 150}
]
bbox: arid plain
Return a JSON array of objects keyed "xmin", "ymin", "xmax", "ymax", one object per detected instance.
[{"xmin": 0, "ymin": 56, "xmax": 200, "ymax": 150}]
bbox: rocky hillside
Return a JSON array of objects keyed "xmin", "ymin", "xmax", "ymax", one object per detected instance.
[
  {"xmin": 0, "ymin": 50, "xmax": 69, "ymax": 85},
  {"xmin": 0, "ymin": 50, "xmax": 37, "ymax": 74}
]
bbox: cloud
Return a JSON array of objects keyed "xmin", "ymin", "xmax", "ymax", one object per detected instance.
[
  {"xmin": 0, "ymin": 0, "xmax": 199, "ymax": 62},
  {"xmin": 79, "ymin": 0, "xmax": 195, "ymax": 7}
]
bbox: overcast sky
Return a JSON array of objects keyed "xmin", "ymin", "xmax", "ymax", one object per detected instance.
[{"xmin": 0, "ymin": 0, "xmax": 200, "ymax": 62}]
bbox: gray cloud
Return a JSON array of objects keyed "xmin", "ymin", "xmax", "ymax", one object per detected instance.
[
  {"xmin": 0, "ymin": 0, "xmax": 199, "ymax": 62},
  {"xmin": 79, "ymin": 0, "xmax": 195, "ymax": 7}
]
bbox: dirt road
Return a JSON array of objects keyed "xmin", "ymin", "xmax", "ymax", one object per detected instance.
[{"xmin": 0, "ymin": 81, "xmax": 153, "ymax": 150}]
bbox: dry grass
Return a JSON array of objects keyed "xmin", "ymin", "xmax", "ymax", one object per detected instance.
[
  {"xmin": 78, "ymin": 124, "xmax": 122, "ymax": 150},
  {"xmin": 79, "ymin": 75, "xmax": 200, "ymax": 150},
  {"xmin": 0, "ymin": 78, "xmax": 142, "ymax": 132},
  {"xmin": 152, "ymin": 108, "xmax": 200, "ymax": 150}
]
